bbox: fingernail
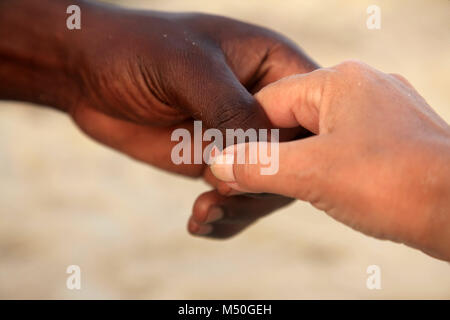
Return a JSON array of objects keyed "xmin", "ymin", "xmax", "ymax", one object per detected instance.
[
  {"xmin": 196, "ymin": 224, "xmax": 213, "ymax": 235},
  {"xmin": 206, "ymin": 207, "xmax": 224, "ymax": 223},
  {"xmin": 211, "ymin": 153, "xmax": 235, "ymax": 182}
]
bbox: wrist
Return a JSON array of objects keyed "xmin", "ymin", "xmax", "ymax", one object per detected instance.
[{"xmin": 0, "ymin": 0, "xmax": 95, "ymax": 110}]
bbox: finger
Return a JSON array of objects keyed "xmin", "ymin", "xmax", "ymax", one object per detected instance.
[
  {"xmin": 254, "ymin": 68, "xmax": 330, "ymax": 134},
  {"xmin": 210, "ymin": 137, "xmax": 331, "ymax": 201},
  {"xmin": 168, "ymin": 54, "xmax": 272, "ymax": 132},
  {"xmin": 252, "ymin": 38, "xmax": 319, "ymax": 91},
  {"xmin": 224, "ymin": 31, "xmax": 319, "ymax": 93},
  {"xmin": 188, "ymin": 190, "xmax": 293, "ymax": 239},
  {"xmin": 171, "ymin": 55, "xmax": 308, "ymax": 209}
]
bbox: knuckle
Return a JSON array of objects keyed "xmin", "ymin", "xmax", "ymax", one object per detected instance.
[
  {"xmin": 211, "ymin": 96, "xmax": 259, "ymax": 130},
  {"xmin": 332, "ymin": 59, "xmax": 379, "ymax": 87},
  {"xmin": 338, "ymin": 59, "xmax": 368, "ymax": 72},
  {"xmin": 212, "ymin": 105, "xmax": 245, "ymax": 129},
  {"xmin": 334, "ymin": 59, "xmax": 374, "ymax": 80}
]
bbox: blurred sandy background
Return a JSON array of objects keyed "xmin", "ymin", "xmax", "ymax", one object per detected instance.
[{"xmin": 0, "ymin": 0, "xmax": 449, "ymax": 299}]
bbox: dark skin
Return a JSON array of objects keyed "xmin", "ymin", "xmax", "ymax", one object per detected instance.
[{"xmin": 0, "ymin": 0, "xmax": 318, "ymax": 238}]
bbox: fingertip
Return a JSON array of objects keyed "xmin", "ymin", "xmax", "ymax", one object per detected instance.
[
  {"xmin": 205, "ymin": 206, "xmax": 224, "ymax": 224},
  {"xmin": 188, "ymin": 219, "xmax": 213, "ymax": 236},
  {"xmin": 192, "ymin": 197, "xmax": 211, "ymax": 223},
  {"xmin": 192, "ymin": 190, "xmax": 224, "ymax": 223},
  {"xmin": 187, "ymin": 218, "xmax": 199, "ymax": 234},
  {"xmin": 210, "ymin": 153, "xmax": 235, "ymax": 182}
]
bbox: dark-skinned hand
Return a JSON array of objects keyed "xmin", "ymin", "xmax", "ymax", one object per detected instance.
[{"xmin": 0, "ymin": 0, "xmax": 318, "ymax": 238}]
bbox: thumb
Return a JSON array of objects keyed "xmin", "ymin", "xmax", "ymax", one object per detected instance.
[
  {"xmin": 209, "ymin": 68, "xmax": 332, "ymax": 199},
  {"xmin": 210, "ymin": 136, "xmax": 331, "ymax": 200},
  {"xmin": 169, "ymin": 55, "xmax": 271, "ymax": 132},
  {"xmin": 254, "ymin": 68, "xmax": 330, "ymax": 134}
]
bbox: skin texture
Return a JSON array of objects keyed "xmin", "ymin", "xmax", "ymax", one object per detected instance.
[
  {"xmin": 0, "ymin": 0, "xmax": 317, "ymax": 238},
  {"xmin": 209, "ymin": 61, "xmax": 450, "ymax": 261}
]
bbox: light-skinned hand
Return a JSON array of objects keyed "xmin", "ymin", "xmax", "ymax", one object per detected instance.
[{"xmin": 207, "ymin": 60, "xmax": 450, "ymax": 261}]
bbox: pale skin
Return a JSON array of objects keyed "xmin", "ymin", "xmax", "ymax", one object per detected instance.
[{"xmin": 204, "ymin": 61, "xmax": 450, "ymax": 261}]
